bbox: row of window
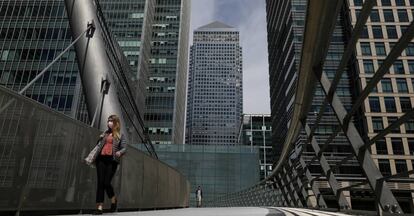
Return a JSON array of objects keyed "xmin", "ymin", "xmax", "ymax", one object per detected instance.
[
  {"xmin": 360, "ymin": 42, "xmax": 414, "ymax": 56},
  {"xmin": 354, "ymin": 0, "xmax": 414, "ymax": 6},
  {"xmin": 365, "ymin": 77, "xmax": 413, "ymax": 93},
  {"xmin": 0, "ymin": 71, "xmax": 77, "ymax": 86},
  {"xmin": 144, "ymin": 113, "xmax": 173, "ymax": 121},
  {"xmin": 0, "ymin": 49, "xmax": 76, "ymax": 62},
  {"xmin": 360, "ymin": 25, "xmax": 414, "ymax": 41},
  {"xmin": 366, "ymin": 78, "xmax": 414, "ymax": 94},
  {"xmin": 362, "ymin": 59, "xmax": 414, "ymax": 74},
  {"xmin": 356, "ymin": 8, "xmax": 411, "ymax": 23},
  {"xmin": 369, "ymin": 96, "xmax": 412, "ymax": 112},
  {"xmin": 377, "ymin": 158, "xmax": 411, "ymax": 177},
  {"xmin": 0, "ymin": 5, "xmax": 65, "ymax": 19},
  {"xmin": 146, "ymin": 127, "xmax": 172, "ymax": 135},
  {"xmin": 371, "ymin": 116, "xmax": 414, "ymax": 132},
  {"xmin": 27, "ymin": 94, "xmax": 73, "ymax": 111},
  {"xmin": 375, "ymin": 138, "xmax": 414, "ymax": 155},
  {"xmin": 0, "ymin": 28, "xmax": 72, "ymax": 40}
]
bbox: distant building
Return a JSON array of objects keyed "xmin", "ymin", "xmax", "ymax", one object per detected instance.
[
  {"xmin": 186, "ymin": 21, "xmax": 243, "ymax": 145},
  {"xmin": 241, "ymin": 114, "xmax": 272, "ymax": 180}
]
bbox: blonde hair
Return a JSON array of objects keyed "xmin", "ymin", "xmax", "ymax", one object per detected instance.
[{"xmin": 108, "ymin": 114, "xmax": 121, "ymax": 140}]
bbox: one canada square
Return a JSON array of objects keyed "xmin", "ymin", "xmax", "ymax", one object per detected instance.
[{"xmin": 186, "ymin": 21, "xmax": 243, "ymax": 145}]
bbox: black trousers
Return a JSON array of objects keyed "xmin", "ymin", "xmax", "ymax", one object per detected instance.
[{"xmin": 96, "ymin": 155, "xmax": 118, "ymax": 203}]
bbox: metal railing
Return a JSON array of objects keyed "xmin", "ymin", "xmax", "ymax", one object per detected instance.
[
  {"xmin": 211, "ymin": 0, "xmax": 414, "ymax": 214},
  {"xmin": 0, "ymin": 85, "xmax": 189, "ymax": 214}
]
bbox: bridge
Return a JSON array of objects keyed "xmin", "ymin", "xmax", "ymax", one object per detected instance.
[{"xmin": 1, "ymin": 0, "xmax": 414, "ymax": 215}]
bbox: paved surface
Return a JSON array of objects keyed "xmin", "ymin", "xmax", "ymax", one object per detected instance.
[{"xmin": 63, "ymin": 207, "xmax": 353, "ymax": 216}]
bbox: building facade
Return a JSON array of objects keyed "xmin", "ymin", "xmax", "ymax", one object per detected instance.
[
  {"xmin": 135, "ymin": 143, "xmax": 260, "ymax": 207},
  {"xmin": 145, "ymin": 0, "xmax": 190, "ymax": 145},
  {"xmin": 241, "ymin": 114, "xmax": 273, "ymax": 180},
  {"xmin": 350, "ymin": 0, "xmax": 414, "ymax": 211},
  {"xmin": 267, "ymin": 0, "xmax": 414, "ymax": 212},
  {"xmin": 266, "ymin": 0, "xmax": 369, "ymax": 210},
  {"xmin": 186, "ymin": 21, "xmax": 243, "ymax": 145},
  {"xmin": 0, "ymin": 0, "xmax": 89, "ymax": 122}
]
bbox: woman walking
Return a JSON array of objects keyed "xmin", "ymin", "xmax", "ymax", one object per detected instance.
[{"xmin": 92, "ymin": 115, "xmax": 126, "ymax": 215}]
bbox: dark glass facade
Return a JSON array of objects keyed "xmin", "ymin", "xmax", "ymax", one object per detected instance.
[
  {"xmin": 100, "ymin": 0, "xmax": 154, "ymax": 127},
  {"xmin": 0, "ymin": 0, "xmax": 89, "ymax": 122},
  {"xmin": 136, "ymin": 143, "xmax": 260, "ymax": 207},
  {"xmin": 145, "ymin": 0, "xmax": 190, "ymax": 145},
  {"xmin": 241, "ymin": 114, "xmax": 272, "ymax": 180}
]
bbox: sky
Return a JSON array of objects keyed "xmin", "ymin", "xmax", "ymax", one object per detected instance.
[{"xmin": 190, "ymin": 0, "xmax": 271, "ymax": 114}]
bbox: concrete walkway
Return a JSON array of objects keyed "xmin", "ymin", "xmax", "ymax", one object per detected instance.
[{"xmin": 63, "ymin": 207, "xmax": 353, "ymax": 216}]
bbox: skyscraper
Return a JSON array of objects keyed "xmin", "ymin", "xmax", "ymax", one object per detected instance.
[
  {"xmin": 145, "ymin": 0, "xmax": 191, "ymax": 145},
  {"xmin": 99, "ymin": 0, "xmax": 154, "ymax": 143},
  {"xmin": 186, "ymin": 21, "xmax": 243, "ymax": 145}
]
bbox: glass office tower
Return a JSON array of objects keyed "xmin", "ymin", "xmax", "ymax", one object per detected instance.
[
  {"xmin": 145, "ymin": 0, "xmax": 190, "ymax": 145},
  {"xmin": 186, "ymin": 21, "xmax": 243, "ymax": 146},
  {"xmin": 0, "ymin": 0, "xmax": 89, "ymax": 122}
]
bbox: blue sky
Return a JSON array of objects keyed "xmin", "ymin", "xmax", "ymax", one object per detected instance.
[{"xmin": 190, "ymin": 0, "xmax": 270, "ymax": 114}]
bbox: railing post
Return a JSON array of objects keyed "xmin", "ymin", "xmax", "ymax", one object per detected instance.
[{"xmin": 299, "ymin": 157, "xmax": 327, "ymax": 209}]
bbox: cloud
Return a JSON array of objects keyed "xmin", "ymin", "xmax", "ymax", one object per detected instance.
[{"xmin": 190, "ymin": 0, "xmax": 270, "ymax": 114}]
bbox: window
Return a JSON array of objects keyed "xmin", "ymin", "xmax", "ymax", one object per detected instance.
[
  {"xmin": 363, "ymin": 60, "xmax": 375, "ymax": 74},
  {"xmin": 398, "ymin": 10, "xmax": 409, "ymax": 22},
  {"xmin": 360, "ymin": 42, "xmax": 371, "ymax": 55},
  {"xmin": 369, "ymin": 97, "xmax": 381, "ymax": 112},
  {"xmin": 406, "ymin": 43, "xmax": 414, "ymax": 56},
  {"xmin": 388, "ymin": 117, "xmax": 401, "ymax": 133},
  {"xmin": 408, "ymin": 60, "xmax": 414, "ymax": 74},
  {"xmin": 375, "ymin": 42, "xmax": 386, "ymax": 56},
  {"xmin": 386, "ymin": 26, "xmax": 398, "ymax": 39},
  {"xmin": 355, "ymin": 9, "xmax": 361, "ymax": 19},
  {"xmin": 395, "ymin": 160, "xmax": 408, "ymax": 177},
  {"xmin": 405, "ymin": 120, "xmax": 414, "ymax": 133},
  {"xmin": 401, "ymin": 25, "xmax": 409, "ymax": 35},
  {"xmin": 384, "ymin": 97, "xmax": 397, "ymax": 112},
  {"xmin": 361, "ymin": 26, "xmax": 369, "ymax": 39},
  {"xmin": 395, "ymin": 0, "xmax": 406, "ymax": 5},
  {"xmin": 396, "ymin": 78, "xmax": 409, "ymax": 93},
  {"xmin": 408, "ymin": 139, "xmax": 414, "ymax": 155},
  {"xmin": 376, "ymin": 139, "xmax": 388, "ymax": 154},
  {"xmin": 381, "ymin": 79, "xmax": 393, "ymax": 93},
  {"xmin": 383, "ymin": 9, "xmax": 395, "ymax": 22},
  {"xmin": 372, "ymin": 117, "xmax": 384, "ymax": 133},
  {"xmin": 129, "ymin": 13, "xmax": 144, "ymax": 19},
  {"xmin": 400, "ymin": 97, "xmax": 412, "ymax": 112},
  {"xmin": 372, "ymin": 26, "xmax": 383, "ymax": 39},
  {"xmin": 367, "ymin": 78, "xmax": 378, "ymax": 92},
  {"xmin": 381, "ymin": 0, "xmax": 392, "ymax": 6},
  {"xmin": 370, "ymin": 9, "xmax": 380, "ymax": 22},
  {"xmin": 392, "ymin": 138, "xmax": 404, "ymax": 155},
  {"xmin": 378, "ymin": 159, "xmax": 391, "ymax": 176},
  {"xmin": 354, "ymin": 0, "xmax": 363, "ymax": 6},
  {"xmin": 393, "ymin": 60, "xmax": 405, "ymax": 74}
]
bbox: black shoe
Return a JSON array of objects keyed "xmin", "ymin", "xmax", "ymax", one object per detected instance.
[
  {"xmin": 92, "ymin": 209, "xmax": 103, "ymax": 215},
  {"xmin": 110, "ymin": 200, "xmax": 117, "ymax": 212}
]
